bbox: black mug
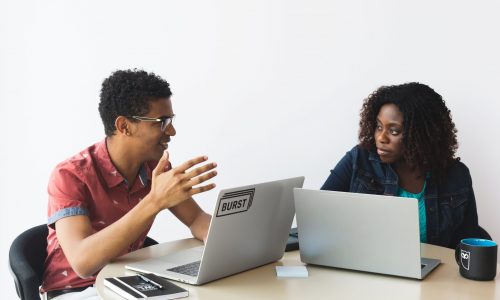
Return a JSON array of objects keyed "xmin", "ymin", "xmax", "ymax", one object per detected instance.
[{"xmin": 455, "ymin": 238, "xmax": 497, "ymax": 281}]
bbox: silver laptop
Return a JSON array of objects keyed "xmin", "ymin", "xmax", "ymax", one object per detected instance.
[
  {"xmin": 126, "ymin": 176, "xmax": 305, "ymax": 285},
  {"xmin": 294, "ymin": 189, "xmax": 440, "ymax": 279}
]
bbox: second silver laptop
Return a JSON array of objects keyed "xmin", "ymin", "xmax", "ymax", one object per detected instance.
[{"xmin": 294, "ymin": 188, "xmax": 440, "ymax": 279}]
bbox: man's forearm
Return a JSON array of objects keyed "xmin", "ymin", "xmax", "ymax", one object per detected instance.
[
  {"xmin": 190, "ymin": 212, "xmax": 212, "ymax": 242},
  {"xmin": 59, "ymin": 195, "xmax": 160, "ymax": 278}
]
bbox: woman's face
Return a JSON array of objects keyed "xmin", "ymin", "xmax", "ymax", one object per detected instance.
[{"xmin": 374, "ymin": 103, "xmax": 405, "ymax": 164}]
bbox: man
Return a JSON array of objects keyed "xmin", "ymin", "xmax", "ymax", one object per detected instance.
[{"xmin": 41, "ymin": 69, "xmax": 217, "ymax": 299}]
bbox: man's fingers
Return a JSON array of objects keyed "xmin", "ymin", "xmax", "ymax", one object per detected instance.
[
  {"xmin": 174, "ymin": 156, "xmax": 208, "ymax": 174},
  {"xmin": 185, "ymin": 170, "xmax": 218, "ymax": 189},
  {"xmin": 153, "ymin": 151, "xmax": 170, "ymax": 177},
  {"xmin": 182, "ymin": 162, "xmax": 217, "ymax": 180},
  {"xmin": 189, "ymin": 183, "xmax": 217, "ymax": 196}
]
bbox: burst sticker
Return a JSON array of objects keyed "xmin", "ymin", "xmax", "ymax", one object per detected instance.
[{"xmin": 216, "ymin": 188, "xmax": 255, "ymax": 217}]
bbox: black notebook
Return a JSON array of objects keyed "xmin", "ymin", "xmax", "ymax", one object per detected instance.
[{"xmin": 104, "ymin": 273, "xmax": 188, "ymax": 300}]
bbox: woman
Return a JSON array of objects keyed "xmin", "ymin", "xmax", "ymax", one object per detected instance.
[{"xmin": 321, "ymin": 82, "xmax": 487, "ymax": 248}]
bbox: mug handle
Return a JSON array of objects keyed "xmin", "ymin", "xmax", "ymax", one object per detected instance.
[{"xmin": 455, "ymin": 243, "xmax": 461, "ymax": 265}]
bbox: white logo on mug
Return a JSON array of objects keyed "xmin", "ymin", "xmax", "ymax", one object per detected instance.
[{"xmin": 461, "ymin": 250, "xmax": 471, "ymax": 270}]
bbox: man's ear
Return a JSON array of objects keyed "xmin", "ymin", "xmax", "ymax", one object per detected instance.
[{"xmin": 115, "ymin": 116, "xmax": 131, "ymax": 136}]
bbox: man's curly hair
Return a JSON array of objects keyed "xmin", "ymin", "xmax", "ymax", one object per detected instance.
[
  {"xmin": 98, "ymin": 69, "xmax": 172, "ymax": 136},
  {"xmin": 358, "ymin": 82, "xmax": 458, "ymax": 180}
]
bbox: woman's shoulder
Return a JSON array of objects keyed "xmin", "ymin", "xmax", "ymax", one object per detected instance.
[
  {"xmin": 447, "ymin": 158, "xmax": 471, "ymax": 175},
  {"xmin": 346, "ymin": 144, "xmax": 371, "ymax": 156},
  {"xmin": 441, "ymin": 158, "xmax": 473, "ymax": 188},
  {"xmin": 345, "ymin": 145, "xmax": 378, "ymax": 162},
  {"xmin": 339, "ymin": 145, "xmax": 380, "ymax": 172}
]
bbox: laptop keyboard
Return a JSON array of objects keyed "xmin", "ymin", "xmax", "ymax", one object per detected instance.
[{"xmin": 167, "ymin": 260, "xmax": 201, "ymax": 277}]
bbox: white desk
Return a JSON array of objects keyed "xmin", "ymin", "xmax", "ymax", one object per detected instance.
[{"xmin": 96, "ymin": 239, "xmax": 499, "ymax": 300}]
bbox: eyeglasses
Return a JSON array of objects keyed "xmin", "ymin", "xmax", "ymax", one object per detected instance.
[{"xmin": 127, "ymin": 115, "xmax": 175, "ymax": 132}]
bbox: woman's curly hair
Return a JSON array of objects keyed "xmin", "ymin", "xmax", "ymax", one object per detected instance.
[
  {"xmin": 358, "ymin": 82, "xmax": 458, "ymax": 180},
  {"xmin": 98, "ymin": 69, "xmax": 172, "ymax": 136}
]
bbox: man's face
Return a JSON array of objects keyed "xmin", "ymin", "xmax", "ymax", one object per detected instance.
[
  {"xmin": 374, "ymin": 103, "xmax": 404, "ymax": 164},
  {"xmin": 129, "ymin": 98, "xmax": 176, "ymax": 161}
]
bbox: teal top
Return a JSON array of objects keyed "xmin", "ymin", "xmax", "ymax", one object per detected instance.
[{"xmin": 397, "ymin": 181, "xmax": 427, "ymax": 243}]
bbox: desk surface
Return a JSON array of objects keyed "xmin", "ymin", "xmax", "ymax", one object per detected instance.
[{"xmin": 96, "ymin": 239, "xmax": 499, "ymax": 300}]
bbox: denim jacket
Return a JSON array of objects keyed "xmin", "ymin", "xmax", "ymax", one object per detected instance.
[{"xmin": 321, "ymin": 145, "xmax": 482, "ymax": 249}]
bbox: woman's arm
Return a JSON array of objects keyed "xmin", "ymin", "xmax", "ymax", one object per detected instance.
[
  {"xmin": 448, "ymin": 165, "xmax": 482, "ymax": 248},
  {"xmin": 321, "ymin": 148, "xmax": 355, "ymax": 191}
]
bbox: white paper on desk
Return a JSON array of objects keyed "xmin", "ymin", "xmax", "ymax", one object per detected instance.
[{"xmin": 275, "ymin": 266, "xmax": 309, "ymax": 278}]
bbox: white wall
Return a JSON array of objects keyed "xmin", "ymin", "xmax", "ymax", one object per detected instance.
[{"xmin": 1, "ymin": 0, "xmax": 499, "ymax": 297}]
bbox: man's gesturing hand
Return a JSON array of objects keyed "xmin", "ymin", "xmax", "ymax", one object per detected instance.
[{"xmin": 147, "ymin": 151, "xmax": 217, "ymax": 211}]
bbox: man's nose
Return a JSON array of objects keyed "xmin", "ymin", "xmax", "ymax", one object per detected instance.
[{"xmin": 165, "ymin": 124, "xmax": 176, "ymax": 136}]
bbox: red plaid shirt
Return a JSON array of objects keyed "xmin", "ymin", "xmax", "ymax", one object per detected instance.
[{"xmin": 41, "ymin": 139, "xmax": 157, "ymax": 292}]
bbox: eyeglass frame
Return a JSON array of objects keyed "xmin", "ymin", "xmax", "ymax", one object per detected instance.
[{"xmin": 126, "ymin": 115, "xmax": 175, "ymax": 132}]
